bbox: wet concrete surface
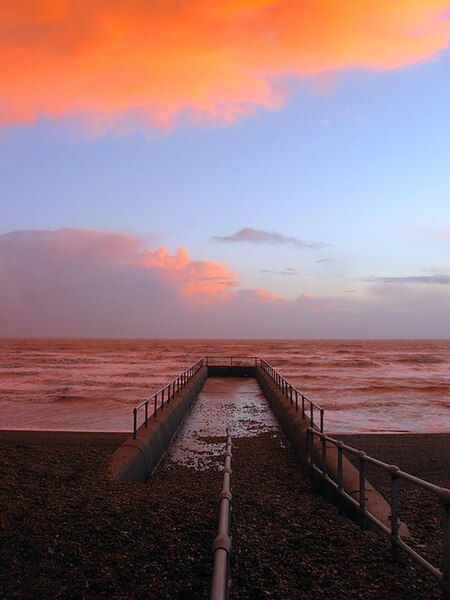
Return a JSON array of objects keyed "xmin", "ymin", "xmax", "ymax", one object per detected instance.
[{"xmin": 164, "ymin": 377, "xmax": 281, "ymax": 470}]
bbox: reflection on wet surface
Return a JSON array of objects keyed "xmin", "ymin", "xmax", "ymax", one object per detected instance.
[{"xmin": 164, "ymin": 377, "xmax": 280, "ymax": 470}]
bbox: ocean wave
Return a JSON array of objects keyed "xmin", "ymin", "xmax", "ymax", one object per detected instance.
[
  {"xmin": 322, "ymin": 359, "xmax": 379, "ymax": 369},
  {"xmin": 397, "ymin": 355, "xmax": 444, "ymax": 365},
  {"xmin": 52, "ymin": 395, "xmax": 86, "ymax": 402},
  {"xmin": 335, "ymin": 383, "xmax": 449, "ymax": 394},
  {"xmin": 324, "ymin": 399, "xmax": 415, "ymax": 410}
]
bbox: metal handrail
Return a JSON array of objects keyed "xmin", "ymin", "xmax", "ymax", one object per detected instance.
[
  {"xmin": 210, "ymin": 429, "xmax": 233, "ymax": 600},
  {"xmin": 204, "ymin": 356, "xmax": 259, "ymax": 367},
  {"xmin": 259, "ymin": 358, "xmax": 325, "ymax": 432},
  {"xmin": 132, "ymin": 357, "xmax": 205, "ymax": 438},
  {"xmin": 307, "ymin": 428, "xmax": 450, "ymax": 599}
]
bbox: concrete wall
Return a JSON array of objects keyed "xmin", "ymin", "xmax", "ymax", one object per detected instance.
[
  {"xmin": 109, "ymin": 366, "xmax": 208, "ymax": 483},
  {"xmin": 206, "ymin": 365, "xmax": 256, "ymax": 377},
  {"xmin": 255, "ymin": 366, "xmax": 409, "ymax": 536}
]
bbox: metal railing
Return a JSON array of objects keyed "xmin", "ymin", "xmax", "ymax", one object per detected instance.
[
  {"xmin": 132, "ymin": 357, "xmax": 205, "ymax": 438},
  {"xmin": 307, "ymin": 428, "xmax": 450, "ymax": 599},
  {"xmin": 210, "ymin": 429, "xmax": 233, "ymax": 600},
  {"xmin": 259, "ymin": 358, "xmax": 324, "ymax": 432},
  {"xmin": 204, "ymin": 356, "xmax": 259, "ymax": 367}
]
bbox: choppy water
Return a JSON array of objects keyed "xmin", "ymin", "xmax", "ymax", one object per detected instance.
[{"xmin": 0, "ymin": 339, "xmax": 448, "ymax": 434}]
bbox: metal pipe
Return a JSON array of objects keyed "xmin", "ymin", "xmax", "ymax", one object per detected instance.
[{"xmin": 211, "ymin": 430, "xmax": 233, "ymax": 600}]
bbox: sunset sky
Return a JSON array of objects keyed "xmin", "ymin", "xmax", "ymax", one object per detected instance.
[{"xmin": 1, "ymin": 1, "xmax": 449, "ymax": 338}]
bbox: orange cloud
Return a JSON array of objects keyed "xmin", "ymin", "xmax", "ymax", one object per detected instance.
[
  {"xmin": 1, "ymin": 1, "xmax": 450, "ymax": 130},
  {"xmin": 139, "ymin": 246, "xmax": 190, "ymax": 270},
  {"xmin": 134, "ymin": 243, "xmax": 239, "ymax": 300},
  {"xmin": 178, "ymin": 260, "xmax": 240, "ymax": 300}
]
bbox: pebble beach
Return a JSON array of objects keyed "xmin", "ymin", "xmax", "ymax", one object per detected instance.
[{"xmin": 0, "ymin": 430, "xmax": 449, "ymax": 599}]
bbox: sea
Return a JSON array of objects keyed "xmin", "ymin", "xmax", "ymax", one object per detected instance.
[{"xmin": 0, "ymin": 339, "xmax": 448, "ymax": 435}]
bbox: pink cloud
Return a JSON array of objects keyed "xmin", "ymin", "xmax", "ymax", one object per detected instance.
[
  {"xmin": 1, "ymin": 228, "xmax": 449, "ymax": 338},
  {"xmin": 237, "ymin": 288, "xmax": 282, "ymax": 303},
  {"xmin": 134, "ymin": 243, "xmax": 239, "ymax": 300},
  {"xmin": 1, "ymin": 2, "xmax": 450, "ymax": 132},
  {"xmin": 212, "ymin": 227, "xmax": 329, "ymax": 249}
]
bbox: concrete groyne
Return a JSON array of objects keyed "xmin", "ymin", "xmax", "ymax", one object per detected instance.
[
  {"xmin": 109, "ymin": 366, "xmax": 208, "ymax": 482},
  {"xmin": 110, "ymin": 359, "xmax": 404, "ymax": 534}
]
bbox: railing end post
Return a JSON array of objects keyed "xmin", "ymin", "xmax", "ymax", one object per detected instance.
[{"xmin": 133, "ymin": 407, "xmax": 137, "ymax": 439}]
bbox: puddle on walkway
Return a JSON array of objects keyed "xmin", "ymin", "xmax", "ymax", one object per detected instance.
[{"xmin": 164, "ymin": 377, "xmax": 281, "ymax": 470}]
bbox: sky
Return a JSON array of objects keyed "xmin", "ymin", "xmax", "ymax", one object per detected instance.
[{"xmin": 1, "ymin": 0, "xmax": 449, "ymax": 338}]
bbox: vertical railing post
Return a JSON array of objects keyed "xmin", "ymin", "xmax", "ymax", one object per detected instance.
[
  {"xmin": 307, "ymin": 428, "xmax": 316, "ymax": 488},
  {"xmin": 133, "ymin": 408, "xmax": 137, "ymax": 439},
  {"xmin": 310, "ymin": 402, "xmax": 314, "ymax": 427},
  {"xmin": 145, "ymin": 402, "xmax": 149, "ymax": 426},
  {"xmin": 154, "ymin": 395, "xmax": 157, "ymax": 417},
  {"xmin": 295, "ymin": 391, "xmax": 298, "ymax": 412},
  {"xmin": 320, "ymin": 409, "xmax": 324, "ymax": 433},
  {"xmin": 358, "ymin": 452, "xmax": 366, "ymax": 528},
  {"xmin": 390, "ymin": 466, "xmax": 400, "ymax": 562},
  {"xmin": 161, "ymin": 387, "xmax": 165, "ymax": 410},
  {"xmin": 337, "ymin": 442, "xmax": 343, "ymax": 492},
  {"xmin": 321, "ymin": 435, "xmax": 327, "ymax": 476},
  {"xmin": 302, "ymin": 395, "xmax": 305, "ymax": 418}
]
